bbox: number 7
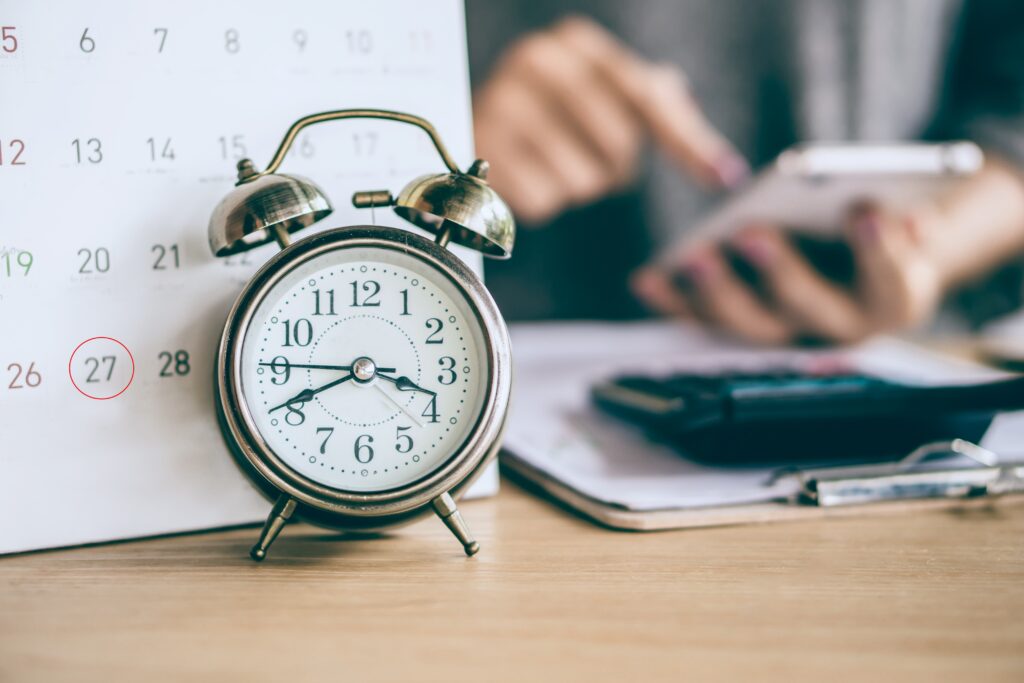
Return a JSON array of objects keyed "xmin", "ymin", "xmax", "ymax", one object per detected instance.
[
  {"xmin": 316, "ymin": 427, "xmax": 334, "ymax": 454},
  {"xmin": 102, "ymin": 355, "xmax": 116, "ymax": 381},
  {"xmin": 153, "ymin": 28, "xmax": 168, "ymax": 53}
]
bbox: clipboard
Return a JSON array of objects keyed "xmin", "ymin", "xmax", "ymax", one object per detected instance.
[{"xmin": 501, "ymin": 440, "xmax": 1024, "ymax": 532}]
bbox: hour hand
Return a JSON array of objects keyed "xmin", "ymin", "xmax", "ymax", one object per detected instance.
[
  {"xmin": 268, "ymin": 374, "xmax": 353, "ymax": 413},
  {"xmin": 376, "ymin": 373, "xmax": 436, "ymax": 396}
]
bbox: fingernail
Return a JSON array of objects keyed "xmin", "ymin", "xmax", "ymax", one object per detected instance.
[
  {"xmin": 680, "ymin": 254, "xmax": 720, "ymax": 285},
  {"xmin": 713, "ymin": 152, "xmax": 750, "ymax": 188},
  {"xmin": 630, "ymin": 269, "xmax": 660, "ymax": 299},
  {"xmin": 734, "ymin": 233, "xmax": 777, "ymax": 268},
  {"xmin": 854, "ymin": 215, "xmax": 880, "ymax": 244}
]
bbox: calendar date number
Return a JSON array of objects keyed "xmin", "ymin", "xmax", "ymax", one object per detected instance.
[{"xmin": 6, "ymin": 362, "xmax": 41, "ymax": 389}]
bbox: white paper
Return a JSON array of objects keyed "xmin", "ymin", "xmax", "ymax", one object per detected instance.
[
  {"xmin": 0, "ymin": 0, "xmax": 496, "ymax": 556},
  {"xmin": 505, "ymin": 321, "xmax": 1024, "ymax": 512}
]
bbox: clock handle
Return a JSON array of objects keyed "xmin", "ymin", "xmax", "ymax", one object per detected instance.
[
  {"xmin": 262, "ymin": 109, "xmax": 461, "ymax": 177},
  {"xmin": 250, "ymin": 495, "xmax": 297, "ymax": 562},
  {"xmin": 432, "ymin": 492, "xmax": 480, "ymax": 557}
]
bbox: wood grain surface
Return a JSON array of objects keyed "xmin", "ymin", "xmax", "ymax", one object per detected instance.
[{"xmin": 1, "ymin": 481, "xmax": 1022, "ymax": 683}]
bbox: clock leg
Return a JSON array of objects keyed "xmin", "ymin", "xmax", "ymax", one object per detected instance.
[
  {"xmin": 250, "ymin": 495, "xmax": 297, "ymax": 562},
  {"xmin": 431, "ymin": 491, "xmax": 480, "ymax": 557}
]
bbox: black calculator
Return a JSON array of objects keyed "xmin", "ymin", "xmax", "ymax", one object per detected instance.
[{"xmin": 591, "ymin": 370, "xmax": 1024, "ymax": 464}]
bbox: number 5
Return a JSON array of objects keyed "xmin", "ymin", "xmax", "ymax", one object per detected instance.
[{"xmin": 1, "ymin": 26, "xmax": 17, "ymax": 53}]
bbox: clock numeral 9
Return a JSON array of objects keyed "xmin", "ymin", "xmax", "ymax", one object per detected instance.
[
  {"xmin": 281, "ymin": 318, "xmax": 313, "ymax": 347},
  {"xmin": 395, "ymin": 425, "xmax": 413, "ymax": 454},
  {"xmin": 158, "ymin": 350, "xmax": 190, "ymax": 377},
  {"xmin": 7, "ymin": 362, "xmax": 41, "ymax": 389},
  {"xmin": 349, "ymin": 280, "xmax": 380, "ymax": 307},
  {"xmin": 354, "ymin": 434, "xmax": 374, "ymax": 463},
  {"xmin": 269, "ymin": 356, "xmax": 291, "ymax": 384}
]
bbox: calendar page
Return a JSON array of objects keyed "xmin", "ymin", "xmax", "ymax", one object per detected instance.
[{"xmin": 0, "ymin": 0, "xmax": 498, "ymax": 555}]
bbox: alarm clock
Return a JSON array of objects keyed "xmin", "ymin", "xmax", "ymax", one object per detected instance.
[{"xmin": 207, "ymin": 109, "xmax": 515, "ymax": 561}]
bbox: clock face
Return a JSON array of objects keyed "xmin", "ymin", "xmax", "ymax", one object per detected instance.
[{"xmin": 237, "ymin": 244, "xmax": 490, "ymax": 493}]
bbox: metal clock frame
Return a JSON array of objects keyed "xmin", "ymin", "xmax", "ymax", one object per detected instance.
[{"xmin": 215, "ymin": 225, "xmax": 512, "ymax": 559}]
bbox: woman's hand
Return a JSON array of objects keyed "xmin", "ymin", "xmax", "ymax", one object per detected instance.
[
  {"xmin": 473, "ymin": 16, "xmax": 748, "ymax": 225},
  {"xmin": 632, "ymin": 159, "xmax": 1024, "ymax": 345},
  {"xmin": 631, "ymin": 205, "xmax": 948, "ymax": 345}
]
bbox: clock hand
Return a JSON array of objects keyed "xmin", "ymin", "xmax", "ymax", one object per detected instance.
[
  {"xmin": 268, "ymin": 373, "xmax": 354, "ymax": 413},
  {"xmin": 372, "ymin": 384, "xmax": 425, "ymax": 428},
  {"xmin": 375, "ymin": 372, "xmax": 437, "ymax": 396},
  {"xmin": 259, "ymin": 361, "xmax": 396, "ymax": 373}
]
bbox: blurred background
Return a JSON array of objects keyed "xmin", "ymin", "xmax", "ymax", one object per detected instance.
[{"xmin": 465, "ymin": 0, "xmax": 1024, "ymax": 347}]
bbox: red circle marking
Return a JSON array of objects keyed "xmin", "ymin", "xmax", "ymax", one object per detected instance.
[{"xmin": 68, "ymin": 336, "xmax": 136, "ymax": 400}]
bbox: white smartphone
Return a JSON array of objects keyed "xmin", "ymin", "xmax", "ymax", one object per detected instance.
[{"xmin": 675, "ymin": 142, "xmax": 983, "ymax": 249}]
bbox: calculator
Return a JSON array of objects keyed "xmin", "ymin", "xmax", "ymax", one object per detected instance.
[{"xmin": 591, "ymin": 371, "xmax": 1024, "ymax": 464}]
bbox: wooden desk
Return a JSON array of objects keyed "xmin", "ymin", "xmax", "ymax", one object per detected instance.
[{"xmin": 2, "ymin": 481, "xmax": 1022, "ymax": 682}]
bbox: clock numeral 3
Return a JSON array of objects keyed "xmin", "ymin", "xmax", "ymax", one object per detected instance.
[{"xmin": 437, "ymin": 356, "xmax": 457, "ymax": 385}]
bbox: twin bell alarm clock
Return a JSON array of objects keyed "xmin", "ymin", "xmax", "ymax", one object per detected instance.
[{"xmin": 207, "ymin": 109, "xmax": 515, "ymax": 561}]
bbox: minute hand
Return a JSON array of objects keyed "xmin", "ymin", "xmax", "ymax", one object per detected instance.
[
  {"xmin": 268, "ymin": 374, "xmax": 353, "ymax": 413},
  {"xmin": 375, "ymin": 373, "xmax": 436, "ymax": 396}
]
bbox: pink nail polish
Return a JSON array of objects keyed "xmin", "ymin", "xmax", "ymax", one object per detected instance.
[
  {"xmin": 855, "ymin": 215, "xmax": 880, "ymax": 243},
  {"xmin": 735, "ymin": 235, "xmax": 776, "ymax": 268},
  {"xmin": 681, "ymin": 255, "xmax": 719, "ymax": 285},
  {"xmin": 714, "ymin": 152, "xmax": 750, "ymax": 188}
]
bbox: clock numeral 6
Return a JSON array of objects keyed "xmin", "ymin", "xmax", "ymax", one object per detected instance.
[{"xmin": 354, "ymin": 434, "xmax": 374, "ymax": 463}]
